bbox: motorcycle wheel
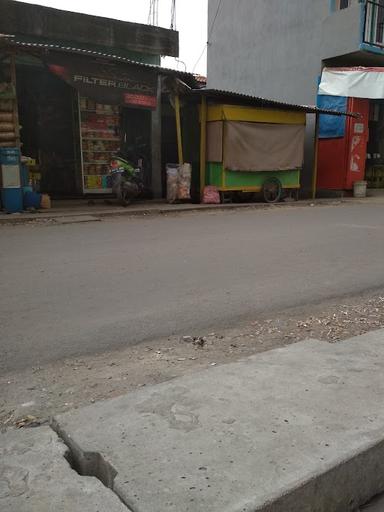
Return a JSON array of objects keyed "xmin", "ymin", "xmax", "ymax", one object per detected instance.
[{"xmin": 120, "ymin": 189, "xmax": 132, "ymax": 207}]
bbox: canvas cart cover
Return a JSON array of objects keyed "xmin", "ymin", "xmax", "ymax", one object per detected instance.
[
  {"xmin": 223, "ymin": 121, "xmax": 305, "ymax": 172},
  {"xmin": 318, "ymin": 67, "xmax": 384, "ymax": 99},
  {"xmin": 45, "ymin": 52, "xmax": 158, "ymax": 109},
  {"xmin": 207, "ymin": 121, "xmax": 223, "ymax": 162}
]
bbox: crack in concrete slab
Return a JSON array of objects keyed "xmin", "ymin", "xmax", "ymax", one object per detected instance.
[{"xmin": 51, "ymin": 419, "xmax": 135, "ymax": 512}]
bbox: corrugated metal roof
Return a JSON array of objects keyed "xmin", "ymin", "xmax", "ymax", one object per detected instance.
[
  {"xmin": 192, "ymin": 88, "xmax": 355, "ymax": 116},
  {"xmin": 0, "ymin": 34, "xmax": 197, "ymax": 86},
  {"xmin": 0, "ymin": 35, "xmax": 354, "ymax": 115}
]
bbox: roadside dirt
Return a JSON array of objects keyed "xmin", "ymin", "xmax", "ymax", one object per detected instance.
[{"xmin": 2, "ymin": 289, "xmax": 384, "ymax": 431}]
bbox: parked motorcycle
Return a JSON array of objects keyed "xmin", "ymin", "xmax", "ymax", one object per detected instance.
[{"xmin": 109, "ymin": 155, "xmax": 144, "ymax": 206}]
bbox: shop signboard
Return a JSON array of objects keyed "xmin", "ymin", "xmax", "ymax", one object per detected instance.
[{"xmin": 46, "ymin": 53, "xmax": 158, "ymax": 110}]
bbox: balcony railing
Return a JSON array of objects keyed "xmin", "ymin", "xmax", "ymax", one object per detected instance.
[{"xmin": 364, "ymin": 0, "xmax": 384, "ymax": 47}]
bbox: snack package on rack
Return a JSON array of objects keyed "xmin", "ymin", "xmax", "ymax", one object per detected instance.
[
  {"xmin": 178, "ymin": 163, "xmax": 192, "ymax": 200},
  {"xmin": 166, "ymin": 164, "xmax": 179, "ymax": 203}
]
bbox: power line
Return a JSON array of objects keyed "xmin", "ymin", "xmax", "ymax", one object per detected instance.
[
  {"xmin": 175, "ymin": 58, "xmax": 187, "ymax": 72},
  {"xmin": 192, "ymin": 0, "xmax": 222, "ymax": 72},
  {"xmin": 192, "ymin": 46, "xmax": 207, "ymax": 73},
  {"xmin": 208, "ymin": 0, "xmax": 223, "ymax": 41}
]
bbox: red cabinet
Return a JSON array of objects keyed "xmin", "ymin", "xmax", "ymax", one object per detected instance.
[{"xmin": 317, "ymin": 98, "xmax": 370, "ymax": 190}]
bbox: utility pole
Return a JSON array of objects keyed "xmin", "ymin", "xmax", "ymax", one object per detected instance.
[
  {"xmin": 171, "ymin": 0, "xmax": 176, "ymax": 30},
  {"xmin": 148, "ymin": 1, "xmax": 177, "ymax": 30},
  {"xmin": 148, "ymin": 0, "xmax": 159, "ymax": 26}
]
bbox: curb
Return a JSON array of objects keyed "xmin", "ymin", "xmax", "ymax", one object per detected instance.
[{"xmin": 0, "ymin": 198, "xmax": 364, "ymax": 226}]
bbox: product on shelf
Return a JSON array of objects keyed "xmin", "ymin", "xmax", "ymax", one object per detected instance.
[{"xmin": 79, "ymin": 95, "xmax": 120, "ymax": 191}]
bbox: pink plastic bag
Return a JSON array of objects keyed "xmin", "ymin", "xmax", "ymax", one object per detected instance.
[{"xmin": 202, "ymin": 186, "xmax": 220, "ymax": 204}]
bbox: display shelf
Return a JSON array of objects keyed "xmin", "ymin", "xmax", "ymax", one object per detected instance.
[
  {"xmin": 81, "ymin": 128, "xmax": 116, "ymax": 132},
  {"xmin": 81, "ymin": 130, "xmax": 116, "ymax": 134},
  {"xmin": 79, "ymin": 94, "xmax": 120, "ymax": 194},
  {"xmin": 80, "ymin": 110, "xmax": 119, "ymax": 115},
  {"xmin": 81, "ymin": 137, "xmax": 120, "ymax": 141},
  {"xmin": 82, "ymin": 150, "xmax": 117, "ymax": 153},
  {"xmin": 84, "ymin": 160, "xmax": 109, "ymax": 164}
]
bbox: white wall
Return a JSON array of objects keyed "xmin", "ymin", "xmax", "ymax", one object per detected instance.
[{"xmin": 207, "ymin": 0, "xmax": 362, "ymax": 105}]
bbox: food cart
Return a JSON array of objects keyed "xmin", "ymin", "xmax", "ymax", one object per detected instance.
[
  {"xmin": 203, "ymin": 102, "xmax": 305, "ymax": 203},
  {"xmin": 192, "ymin": 89, "xmax": 351, "ymax": 203},
  {"xmin": 134, "ymin": 86, "xmax": 306, "ymax": 204}
]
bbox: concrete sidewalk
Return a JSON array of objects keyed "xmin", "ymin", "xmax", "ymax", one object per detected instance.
[
  {"xmin": 0, "ymin": 427, "xmax": 127, "ymax": 511},
  {"xmin": 3, "ymin": 331, "xmax": 384, "ymax": 511},
  {"xmin": 0, "ymin": 196, "xmax": 373, "ymax": 225},
  {"xmin": 52, "ymin": 330, "xmax": 384, "ymax": 512}
]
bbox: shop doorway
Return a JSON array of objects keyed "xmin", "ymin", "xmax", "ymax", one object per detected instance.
[
  {"xmin": 366, "ymin": 100, "xmax": 384, "ymax": 188},
  {"xmin": 16, "ymin": 64, "xmax": 78, "ymax": 196},
  {"xmin": 120, "ymin": 107, "xmax": 152, "ymax": 195}
]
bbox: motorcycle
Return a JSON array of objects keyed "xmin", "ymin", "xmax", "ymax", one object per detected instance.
[{"xmin": 109, "ymin": 155, "xmax": 144, "ymax": 206}]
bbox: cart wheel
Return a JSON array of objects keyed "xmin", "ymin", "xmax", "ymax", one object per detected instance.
[
  {"xmin": 262, "ymin": 178, "xmax": 282, "ymax": 203},
  {"xmin": 220, "ymin": 192, "xmax": 232, "ymax": 204}
]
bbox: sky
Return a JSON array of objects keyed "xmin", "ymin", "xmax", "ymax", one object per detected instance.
[{"xmin": 19, "ymin": 0, "xmax": 208, "ymax": 75}]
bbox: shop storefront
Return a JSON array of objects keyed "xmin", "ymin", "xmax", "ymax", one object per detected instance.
[
  {"xmin": 47, "ymin": 51, "xmax": 159, "ymax": 196},
  {"xmin": 0, "ymin": 36, "xmax": 196, "ymax": 201},
  {"xmin": 317, "ymin": 66, "xmax": 384, "ymax": 193}
]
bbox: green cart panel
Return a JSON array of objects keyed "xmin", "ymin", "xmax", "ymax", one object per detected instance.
[{"xmin": 206, "ymin": 162, "xmax": 300, "ymax": 191}]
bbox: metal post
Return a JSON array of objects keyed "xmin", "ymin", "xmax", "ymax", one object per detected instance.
[
  {"xmin": 151, "ymin": 75, "xmax": 163, "ymax": 198},
  {"xmin": 312, "ymin": 114, "xmax": 320, "ymax": 200},
  {"xmin": 174, "ymin": 93, "xmax": 184, "ymax": 165},
  {"xmin": 199, "ymin": 95, "xmax": 207, "ymax": 201}
]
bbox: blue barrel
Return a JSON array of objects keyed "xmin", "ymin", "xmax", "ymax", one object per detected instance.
[
  {"xmin": 23, "ymin": 191, "xmax": 41, "ymax": 209},
  {"xmin": 1, "ymin": 188, "xmax": 23, "ymax": 213},
  {"xmin": 1, "ymin": 148, "xmax": 23, "ymax": 213}
]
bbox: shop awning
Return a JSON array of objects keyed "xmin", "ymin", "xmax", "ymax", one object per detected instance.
[
  {"xmin": 191, "ymin": 88, "xmax": 354, "ymax": 116},
  {"xmin": 319, "ymin": 67, "xmax": 384, "ymax": 99},
  {"xmin": 0, "ymin": 34, "xmax": 198, "ymax": 89}
]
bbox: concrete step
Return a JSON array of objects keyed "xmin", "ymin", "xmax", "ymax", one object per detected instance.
[
  {"xmin": 0, "ymin": 427, "xmax": 127, "ymax": 511},
  {"xmin": 53, "ymin": 331, "xmax": 384, "ymax": 512}
]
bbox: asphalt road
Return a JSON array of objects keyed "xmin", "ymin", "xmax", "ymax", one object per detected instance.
[{"xmin": 2, "ymin": 203, "xmax": 384, "ymax": 372}]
